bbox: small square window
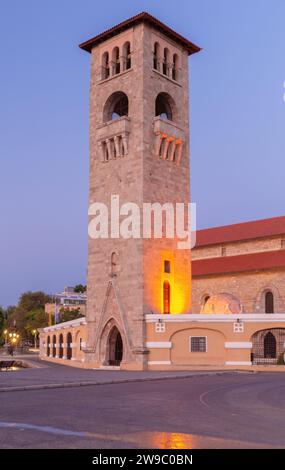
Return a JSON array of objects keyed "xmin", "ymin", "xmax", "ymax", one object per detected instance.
[
  {"xmin": 164, "ymin": 260, "xmax": 171, "ymax": 273},
  {"xmin": 190, "ymin": 336, "xmax": 207, "ymax": 353},
  {"xmin": 155, "ymin": 322, "xmax": 166, "ymax": 333}
]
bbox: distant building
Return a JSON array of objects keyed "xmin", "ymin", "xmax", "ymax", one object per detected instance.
[{"xmin": 45, "ymin": 286, "xmax": 86, "ymax": 325}]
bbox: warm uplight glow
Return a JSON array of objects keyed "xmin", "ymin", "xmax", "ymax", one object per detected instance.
[
  {"xmin": 145, "ymin": 248, "xmax": 191, "ymax": 314},
  {"xmin": 151, "ymin": 432, "xmax": 195, "ymax": 449},
  {"xmin": 163, "ymin": 281, "xmax": 170, "ymax": 314}
]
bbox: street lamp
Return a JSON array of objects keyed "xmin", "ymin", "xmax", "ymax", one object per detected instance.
[
  {"xmin": 5, "ymin": 330, "xmax": 20, "ymax": 356},
  {"xmin": 3, "ymin": 329, "xmax": 8, "ymax": 345},
  {"xmin": 32, "ymin": 329, "xmax": 38, "ymax": 349}
]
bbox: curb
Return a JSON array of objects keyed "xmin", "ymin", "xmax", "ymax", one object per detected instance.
[{"xmin": 0, "ymin": 370, "xmax": 253, "ymax": 393}]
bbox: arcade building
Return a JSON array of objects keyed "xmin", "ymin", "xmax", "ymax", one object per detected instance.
[{"xmin": 39, "ymin": 13, "xmax": 285, "ymax": 370}]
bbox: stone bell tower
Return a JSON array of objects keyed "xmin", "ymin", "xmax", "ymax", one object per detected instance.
[{"xmin": 80, "ymin": 12, "xmax": 200, "ymax": 370}]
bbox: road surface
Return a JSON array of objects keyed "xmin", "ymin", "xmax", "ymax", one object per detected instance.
[{"xmin": 1, "ymin": 372, "xmax": 285, "ymax": 448}]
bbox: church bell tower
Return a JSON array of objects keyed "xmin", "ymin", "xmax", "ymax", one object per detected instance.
[{"xmin": 80, "ymin": 12, "xmax": 200, "ymax": 369}]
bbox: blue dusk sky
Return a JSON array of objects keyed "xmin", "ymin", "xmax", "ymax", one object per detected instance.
[{"xmin": 0, "ymin": 0, "xmax": 285, "ymax": 306}]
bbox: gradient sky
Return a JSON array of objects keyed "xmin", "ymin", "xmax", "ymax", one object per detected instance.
[{"xmin": 1, "ymin": 0, "xmax": 285, "ymax": 306}]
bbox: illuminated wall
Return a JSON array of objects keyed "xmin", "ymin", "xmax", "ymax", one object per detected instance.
[{"xmin": 143, "ymin": 241, "xmax": 191, "ymax": 315}]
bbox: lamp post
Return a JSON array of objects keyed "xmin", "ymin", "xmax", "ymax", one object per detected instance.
[
  {"xmin": 7, "ymin": 331, "xmax": 19, "ymax": 356},
  {"xmin": 3, "ymin": 329, "xmax": 8, "ymax": 345},
  {"xmin": 32, "ymin": 329, "xmax": 38, "ymax": 349}
]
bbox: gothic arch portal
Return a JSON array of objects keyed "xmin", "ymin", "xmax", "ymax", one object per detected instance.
[
  {"xmin": 99, "ymin": 318, "xmax": 124, "ymax": 366},
  {"xmin": 107, "ymin": 326, "xmax": 123, "ymax": 366}
]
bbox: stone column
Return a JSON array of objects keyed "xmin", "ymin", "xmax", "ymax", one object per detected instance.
[
  {"xmin": 168, "ymin": 63, "xmax": 174, "ymax": 80},
  {"xmin": 55, "ymin": 338, "xmax": 60, "ymax": 358},
  {"xmin": 168, "ymin": 138, "xmax": 176, "ymax": 161},
  {"xmin": 106, "ymin": 139, "xmax": 113, "ymax": 160},
  {"xmin": 122, "ymin": 134, "xmax": 128, "ymax": 156},
  {"xmin": 162, "ymin": 137, "xmax": 171, "ymax": 160},
  {"xmin": 154, "ymin": 133, "xmax": 162, "ymax": 156},
  {"xmin": 62, "ymin": 335, "xmax": 67, "ymax": 360},
  {"xmin": 175, "ymin": 141, "xmax": 183, "ymax": 164},
  {"xmin": 71, "ymin": 342, "xmax": 76, "ymax": 361},
  {"xmin": 157, "ymin": 56, "xmax": 162, "ymax": 73},
  {"xmin": 40, "ymin": 333, "xmax": 47, "ymax": 357},
  {"xmin": 110, "ymin": 61, "xmax": 115, "ymax": 76},
  {"xmin": 114, "ymin": 135, "xmax": 121, "ymax": 158},
  {"xmin": 120, "ymin": 55, "xmax": 125, "ymax": 72}
]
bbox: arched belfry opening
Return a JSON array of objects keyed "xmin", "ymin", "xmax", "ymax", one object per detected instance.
[
  {"xmin": 107, "ymin": 326, "xmax": 123, "ymax": 366},
  {"xmin": 103, "ymin": 91, "xmax": 129, "ymax": 122},
  {"xmin": 155, "ymin": 92, "xmax": 173, "ymax": 121}
]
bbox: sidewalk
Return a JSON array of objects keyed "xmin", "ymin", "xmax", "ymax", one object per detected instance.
[{"xmin": 0, "ymin": 354, "xmax": 244, "ymax": 393}]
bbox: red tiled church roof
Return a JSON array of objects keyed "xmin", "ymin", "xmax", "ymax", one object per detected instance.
[
  {"xmin": 195, "ymin": 216, "xmax": 285, "ymax": 247},
  {"xmin": 79, "ymin": 12, "xmax": 201, "ymax": 55},
  {"xmin": 192, "ymin": 249, "xmax": 285, "ymax": 277}
]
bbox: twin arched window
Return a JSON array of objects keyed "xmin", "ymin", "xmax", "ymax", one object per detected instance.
[
  {"xmin": 153, "ymin": 43, "xmax": 180, "ymax": 81},
  {"xmin": 153, "ymin": 42, "xmax": 160, "ymax": 70},
  {"xmin": 112, "ymin": 47, "xmax": 120, "ymax": 75},
  {"xmin": 163, "ymin": 48, "xmax": 169, "ymax": 75},
  {"xmin": 101, "ymin": 42, "xmax": 132, "ymax": 80},
  {"xmin": 102, "ymin": 51, "xmax": 110, "ymax": 80},
  {"xmin": 172, "ymin": 54, "xmax": 179, "ymax": 81},
  {"xmin": 123, "ymin": 42, "xmax": 131, "ymax": 70}
]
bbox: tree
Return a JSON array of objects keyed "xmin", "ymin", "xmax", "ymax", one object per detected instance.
[
  {"xmin": 5, "ymin": 291, "xmax": 50, "ymax": 341},
  {"xmin": 73, "ymin": 284, "xmax": 87, "ymax": 293},
  {"xmin": 59, "ymin": 308, "xmax": 84, "ymax": 323},
  {"xmin": 24, "ymin": 309, "xmax": 48, "ymax": 338},
  {"xmin": 18, "ymin": 291, "xmax": 51, "ymax": 312}
]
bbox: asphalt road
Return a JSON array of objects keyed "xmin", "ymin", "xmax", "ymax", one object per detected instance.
[{"xmin": 1, "ymin": 372, "xmax": 285, "ymax": 449}]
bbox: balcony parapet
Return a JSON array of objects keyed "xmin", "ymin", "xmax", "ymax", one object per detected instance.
[
  {"xmin": 153, "ymin": 117, "xmax": 185, "ymax": 163},
  {"xmin": 97, "ymin": 117, "xmax": 130, "ymax": 162}
]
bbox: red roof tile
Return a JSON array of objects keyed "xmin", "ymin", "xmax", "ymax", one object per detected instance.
[
  {"xmin": 195, "ymin": 216, "xmax": 285, "ymax": 247},
  {"xmin": 79, "ymin": 12, "xmax": 201, "ymax": 55},
  {"xmin": 192, "ymin": 249, "xmax": 285, "ymax": 277}
]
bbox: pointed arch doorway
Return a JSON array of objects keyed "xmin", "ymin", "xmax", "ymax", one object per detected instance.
[{"xmin": 108, "ymin": 326, "xmax": 123, "ymax": 366}]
